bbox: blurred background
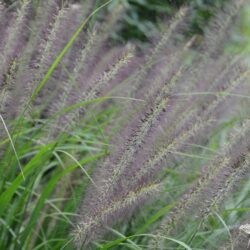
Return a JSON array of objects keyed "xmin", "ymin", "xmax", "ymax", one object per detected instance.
[
  {"xmin": 4, "ymin": 0, "xmax": 250, "ymax": 52},
  {"xmin": 1, "ymin": 0, "xmax": 230, "ymax": 41}
]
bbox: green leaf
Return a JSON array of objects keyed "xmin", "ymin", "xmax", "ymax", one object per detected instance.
[
  {"xmin": 0, "ymin": 143, "xmax": 55, "ymax": 217},
  {"xmin": 21, "ymin": 152, "xmax": 104, "ymax": 245}
]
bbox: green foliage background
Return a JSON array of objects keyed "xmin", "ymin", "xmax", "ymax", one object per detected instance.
[
  {"xmin": 110, "ymin": 0, "xmax": 229, "ymax": 41},
  {"xmin": 3, "ymin": 0, "xmax": 229, "ymax": 41}
]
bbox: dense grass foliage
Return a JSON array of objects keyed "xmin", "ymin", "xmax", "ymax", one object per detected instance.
[{"xmin": 0, "ymin": 0, "xmax": 249, "ymax": 249}]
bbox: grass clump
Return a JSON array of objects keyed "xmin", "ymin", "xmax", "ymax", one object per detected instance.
[{"xmin": 0, "ymin": 0, "xmax": 249, "ymax": 249}]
